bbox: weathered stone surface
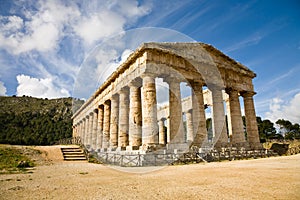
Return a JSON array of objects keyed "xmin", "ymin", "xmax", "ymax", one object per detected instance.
[{"xmin": 72, "ymin": 42, "xmax": 260, "ymax": 153}]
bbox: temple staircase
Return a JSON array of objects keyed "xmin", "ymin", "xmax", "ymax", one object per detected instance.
[{"xmin": 61, "ymin": 146, "xmax": 87, "ymax": 161}]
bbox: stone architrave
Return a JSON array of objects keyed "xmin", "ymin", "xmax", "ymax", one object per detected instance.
[
  {"xmin": 129, "ymin": 81, "xmax": 142, "ymax": 147},
  {"xmin": 110, "ymin": 94, "xmax": 119, "ymax": 148},
  {"xmin": 226, "ymin": 88, "xmax": 246, "ymax": 147},
  {"xmin": 141, "ymin": 73, "xmax": 158, "ymax": 145},
  {"xmin": 118, "ymin": 88, "xmax": 129, "ymax": 148},
  {"xmin": 102, "ymin": 101, "xmax": 111, "ymax": 149},
  {"xmin": 96, "ymin": 105, "xmax": 104, "ymax": 150},
  {"xmin": 241, "ymin": 91, "xmax": 261, "ymax": 149},
  {"xmin": 211, "ymin": 85, "xmax": 228, "ymax": 147},
  {"xmin": 165, "ymin": 77, "xmax": 185, "ymax": 144}
]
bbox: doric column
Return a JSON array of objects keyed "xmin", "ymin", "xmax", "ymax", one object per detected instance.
[
  {"xmin": 158, "ymin": 118, "xmax": 166, "ymax": 144},
  {"xmin": 84, "ymin": 116, "xmax": 89, "ymax": 146},
  {"xmin": 241, "ymin": 91, "xmax": 261, "ymax": 149},
  {"xmin": 190, "ymin": 81, "xmax": 207, "ymax": 146},
  {"xmin": 129, "ymin": 80, "xmax": 142, "ymax": 147},
  {"xmin": 91, "ymin": 109, "xmax": 98, "ymax": 151},
  {"xmin": 110, "ymin": 94, "xmax": 119, "ymax": 148},
  {"xmin": 118, "ymin": 88, "xmax": 129, "ymax": 148},
  {"xmin": 88, "ymin": 112, "xmax": 94, "ymax": 148},
  {"xmin": 185, "ymin": 110, "xmax": 194, "ymax": 142},
  {"xmin": 211, "ymin": 85, "xmax": 228, "ymax": 147},
  {"xmin": 102, "ymin": 101, "xmax": 111, "ymax": 149},
  {"xmin": 226, "ymin": 88, "xmax": 246, "ymax": 147},
  {"xmin": 165, "ymin": 77, "xmax": 184, "ymax": 144},
  {"xmin": 141, "ymin": 73, "xmax": 158, "ymax": 145},
  {"xmin": 81, "ymin": 119, "xmax": 85, "ymax": 144},
  {"xmin": 225, "ymin": 97, "xmax": 233, "ymax": 142},
  {"xmin": 166, "ymin": 117, "xmax": 171, "ymax": 143},
  {"xmin": 96, "ymin": 105, "xmax": 104, "ymax": 150}
]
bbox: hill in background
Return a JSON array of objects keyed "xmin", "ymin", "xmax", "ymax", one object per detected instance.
[{"xmin": 0, "ymin": 96, "xmax": 84, "ymax": 145}]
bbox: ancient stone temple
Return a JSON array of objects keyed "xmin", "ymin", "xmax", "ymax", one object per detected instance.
[{"xmin": 72, "ymin": 42, "xmax": 261, "ymax": 156}]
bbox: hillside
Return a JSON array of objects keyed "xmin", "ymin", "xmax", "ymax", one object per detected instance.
[{"xmin": 0, "ymin": 96, "xmax": 84, "ymax": 145}]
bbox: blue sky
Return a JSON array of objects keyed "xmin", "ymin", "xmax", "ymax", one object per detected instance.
[{"xmin": 0, "ymin": 0, "xmax": 299, "ymax": 123}]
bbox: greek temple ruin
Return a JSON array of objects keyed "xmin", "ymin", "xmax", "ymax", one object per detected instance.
[{"xmin": 72, "ymin": 42, "xmax": 261, "ymax": 157}]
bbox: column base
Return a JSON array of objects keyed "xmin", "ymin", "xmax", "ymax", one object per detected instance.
[{"xmin": 166, "ymin": 143, "xmax": 189, "ymax": 152}]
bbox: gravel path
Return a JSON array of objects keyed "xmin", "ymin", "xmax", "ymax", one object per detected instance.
[{"xmin": 1, "ymin": 146, "xmax": 299, "ymax": 200}]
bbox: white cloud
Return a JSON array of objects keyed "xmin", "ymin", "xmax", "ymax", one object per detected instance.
[
  {"xmin": 0, "ymin": 0, "xmax": 80, "ymax": 54},
  {"xmin": 16, "ymin": 74, "xmax": 70, "ymax": 98},
  {"xmin": 265, "ymin": 93, "xmax": 300, "ymax": 124},
  {"xmin": 0, "ymin": 81, "xmax": 7, "ymax": 96}
]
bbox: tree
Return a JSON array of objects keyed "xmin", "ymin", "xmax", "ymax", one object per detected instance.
[{"xmin": 276, "ymin": 119, "xmax": 300, "ymax": 140}]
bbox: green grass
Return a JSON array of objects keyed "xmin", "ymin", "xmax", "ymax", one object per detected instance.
[{"xmin": 0, "ymin": 146, "xmax": 35, "ymax": 174}]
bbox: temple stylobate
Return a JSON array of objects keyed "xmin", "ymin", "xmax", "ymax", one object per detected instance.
[{"xmin": 72, "ymin": 42, "xmax": 261, "ymax": 155}]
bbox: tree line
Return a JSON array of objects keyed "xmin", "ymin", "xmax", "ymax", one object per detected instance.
[{"xmin": 0, "ymin": 96, "xmax": 298, "ymax": 145}]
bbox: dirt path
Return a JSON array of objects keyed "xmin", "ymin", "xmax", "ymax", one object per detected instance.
[{"xmin": 1, "ymin": 146, "xmax": 299, "ymax": 200}]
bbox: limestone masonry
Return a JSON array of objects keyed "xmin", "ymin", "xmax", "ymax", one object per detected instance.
[{"xmin": 72, "ymin": 42, "xmax": 261, "ymax": 155}]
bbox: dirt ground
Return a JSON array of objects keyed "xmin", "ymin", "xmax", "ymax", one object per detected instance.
[{"xmin": 0, "ymin": 145, "xmax": 299, "ymax": 200}]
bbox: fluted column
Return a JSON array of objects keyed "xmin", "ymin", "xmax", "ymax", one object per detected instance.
[
  {"xmin": 186, "ymin": 110, "xmax": 194, "ymax": 142},
  {"xmin": 129, "ymin": 81, "xmax": 142, "ymax": 147},
  {"xmin": 226, "ymin": 88, "xmax": 246, "ymax": 146},
  {"xmin": 141, "ymin": 74, "xmax": 158, "ymax": 145},
  {"xmin": 158, "ymin": 118, "xmax": 166, "ymax": 144},
  {"xmin": 241, "ymin": 91, "xmax": 261, "ymax": 149},
  {"xmin": 91, "ymin": 109, "xmax": 98, "ymax": 151},
  {"xmin": 96, "ymin": 105, "xmax": 104, "ymax": 150},
  {"xmin": 118, "ymin": 88, "xmax": 129, "ymax": 148},
  {"xmin": 166, "ymin": 77, "xmax": 184, "ymax": 143},
  {"xmin": 110, "ymin": 94, "xmax": 119, "ymax": 148},
  {"xmin": 211, "ymin": 86, "xmax": 228, "ymax": 147},
  {"xmin": 102, "ymin": 101, "xmax": 111, "ymax": 149},
  {"xmin": 190, "ymin": 81, "xmax": 207, "ymax": 146}
]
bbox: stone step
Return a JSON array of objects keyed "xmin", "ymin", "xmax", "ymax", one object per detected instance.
[{"xmin": 61, "ymin": 147, "xmax": 87, "ymax": 161}]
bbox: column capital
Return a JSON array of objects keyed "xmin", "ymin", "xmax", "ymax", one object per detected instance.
[
  {"xmin": 188, "ymin": 80, "xmax": 204, "ymax": 88},
  {"xmin": 119, "ymin": 86, "xmax": 129, "ymax": 94},
  {"xmin": 129, "ymin": 78, "xmax": 142, "ymax": 88},
  {"xmin": 140, "ymin": 72, "xmax": 157, "ymax": 79},
  {"xmin": 163, "ymin": 76, "xmax": 182, "ymax": 85},
  {"xmin": 240, "ymin": 91, "xmax": 256, "ymax": 98}
]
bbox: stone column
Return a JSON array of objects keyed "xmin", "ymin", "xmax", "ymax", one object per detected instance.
[
  {"xmin": 166, "ymin": 77, "xmax": 185, "ymax": 144},
  {"xmin": 91, "ymin": 109, "xmax": 98, "ymax": 151},
  {"xmin": 88, "ymin": 112, "xmax": 94, "ymax": 148},
  {"xmin": 102, "ymin": 101, "xmax": 111, "ymax": 149},
  {"xmin": 166, "ymin": 117, "xmax": 171, "ymax": 143},
  {"xmin": 118, "ymin": 88, "xmax": 129, "ymax": 148},
  {"xmin": 141, "ymin": 74, "xmax": 158, "ymax": 145},
  {"xmin": 241, "ymin": 91, "xmax": 261, "ymax": 149},
  {"xmin": 190, "ymin": 81, "xmax": 207, "ymax": 146},
  {"xmin": 96, "ymin": 105, "xmax": 104, "ymax": 151},
  {"xmin": 81, "ymin": 119, "xmax": 85, "ymax": 144},
  {"xmin": 110, "ymin": 94, "xmax": 119, "ymax": 149},
  {"xmin": 186, "ymin": 110, "xmax": 194, "ymax": 142},
  {"xmin": 225, "ymin": 97, "xmax": 233, "ymax": 142},
  {"xmin": 226, "ymin": 88, "xmax": 246, "ymax": 147},
  {"xmin": 84, "ymin": 116, "xmax": 89, "ymax": 146},
  {"xmin": 211, "ymin": 85, "xmax": 228, "ymax": 148},
  {"xmin": 158, "ymin": 118, "xmax": 166, "ymax": 144},
  {"xmin": 129, "ymin": 81, "xmax": 142, "ymax": 148}
]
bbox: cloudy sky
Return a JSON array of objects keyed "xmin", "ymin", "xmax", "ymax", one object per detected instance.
[{"xmin": 0, "ymin": 0, "xmax": 299, "ymax": 124}]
